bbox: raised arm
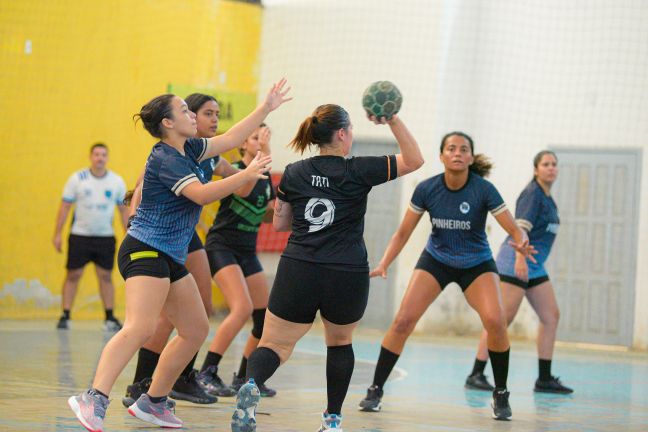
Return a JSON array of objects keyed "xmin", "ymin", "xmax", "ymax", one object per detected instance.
[
  {"xmin": 202, "ymin": 79, "xmax": 291, "ymax": 160},
  {"xmin": 370, "ymin": 115, "xmax": 424, "ymax": 177},
  {"xmin": 181, "ymin": 153, "xmax": 271, "ymax": 206},
  {"xmin": 370, "ymin": 208, "xmax": 424, "ymax": 278}
]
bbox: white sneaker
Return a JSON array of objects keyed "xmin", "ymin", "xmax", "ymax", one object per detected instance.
[{"xmin": 318, "ymin": 412, "xmax": 343, "ymax": 431}]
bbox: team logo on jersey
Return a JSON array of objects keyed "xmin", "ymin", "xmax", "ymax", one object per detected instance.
[
  {"xmin": 460, "ymin": 202, "xmax": 470, "ymax": 214},
  {"xmin": 305, "ymin": 198, "xmax": 335, "ymax": 233},
  {"xmin": 105, "ymin": 190, "xmax": 112, "ymax": 199}
]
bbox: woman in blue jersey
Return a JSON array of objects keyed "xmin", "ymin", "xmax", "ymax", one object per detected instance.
[
  {"xmin": 231, "ymin": 104, "xmax": 424, "ymax": 432},
  {"xmin": 197, "ymin": 123, "xmax": 278, "ymax": 398},
  {"xmin": 68, "ymin": 80, "xmax": 291, "ymax": 432},
  {"xmin": 121, "ymin": 93, "xmax": 244, "ymax": 407},
  {"xmin": 466, "ymin": 151, "xmax": 572, "ymax": 394},
  {"xmin": 358, "ymin": 132, "xmax": 536, "ymax": 421}
]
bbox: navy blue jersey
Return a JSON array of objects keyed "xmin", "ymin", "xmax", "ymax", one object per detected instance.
[
  {"xmin": 205, "ymin": 160, "xmax": 276, "ymax": 253},
  {"xmin": 278, "ymin": 155, "xmax": 398, "ymax": 272},
  {"xmin": 496, "ymin": 180, "xmax": 559, "ymax": 278},
  {"xmin": 199, "ymin": 155, "xmax": 220, "ymax": 181},
  {"xmin": 410, "ymin": 172, "xmax": 507, "ymax": 268},
  {"xmin": 129, "ymin": 138, "xmax": 209, "ymax": 263}
]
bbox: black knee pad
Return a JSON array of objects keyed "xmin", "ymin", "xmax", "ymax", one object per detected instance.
[{"xmin": 251, "ymin": 308, "xmax": 266, "ymax": 339}]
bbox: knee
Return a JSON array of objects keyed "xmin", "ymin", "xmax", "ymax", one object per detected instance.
[
  {"xmin": 482, "ymin": 312, "xmax": 507, "ymax": 335},
  {"xmin": 230, "ymin": 303, "xmax": 254, "ymax": 324},
  {"xmin": 541, "ymin": 307, "xmax": 560, "ymax": 328},
  {"xmin": 66, "ymin": 270, "xmax": 83, "ymax": 283},
  {"xmin": 123, "ymin": 320, "xmax": 159, "ymax": 345},
  {"xmin": 98, "ymin": 274, "xmax": 112, "ymax": 285},
  {"xmin": 392, "ymin": 314, "xmax": 416, "ymax": 336}
]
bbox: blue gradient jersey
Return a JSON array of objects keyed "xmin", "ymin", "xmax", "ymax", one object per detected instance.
[
  {"xmin": 496, "ymin": 180, "xmax": 559, "ymax": 279},
  {"xmin": 410, "ymin": 172, "xmax": 507, "ymax": 268},
  {"xmin": 199, "ymin": 155, "xmax": 220, "ymax": 181},
  {"xmin": 129, "ymin": 138, "xmax": 209, "ymax": 263}
]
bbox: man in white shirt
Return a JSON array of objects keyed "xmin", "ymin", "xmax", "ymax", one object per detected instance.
[{"xmin": 53, "ymin": 143, "xmax": 129, "ymax": 330}]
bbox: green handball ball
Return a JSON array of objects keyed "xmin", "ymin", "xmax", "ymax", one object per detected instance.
[{"xmin": 362, "ymin": 81, "xmax": 403, "ymax": 120}]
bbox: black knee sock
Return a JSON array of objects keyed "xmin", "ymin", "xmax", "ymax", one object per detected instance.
[
  {"xmin": 200, "ymin": 351, "xmax": 223, "ymax": 372},
  {"xmin": 471, "ymin": 358, "xmax": 488, "ymax": 376},
  {"xmin": 105, "ymin": 309, "xmax": 114, "ymax": 321},
  {"xmin": 133, "ymin": 348, "xmax": 160, "ymax": 383},
  {"xmin": 62, "ymin": 309, "xmax": 71, "ymax": 320},
  {"xmin": 372, "ymin": 346, "xmax": 400, "ymax": 389},
  {"xmin": 488, "ymin": 348, "xmax": 510, "ymax": 390},
  {"xmin": 237, "ymin": 356, "xmax": 248, "ymax": 379},
  {"xmin": 181, "ymin": 353, "xmax": 198, "ymax": 377},
  {"xmin": 246, "ymin": 347, "xmax": 280, "ymax": 385},
  {"xmin": 539, "ymin": 358, "xmax": 552, "ymax": 381},
  {"xmin": 326, "ymin": 344, "xmax": 354, "ymax": 416}
]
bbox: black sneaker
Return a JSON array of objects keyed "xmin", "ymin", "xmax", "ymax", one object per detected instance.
[
  {"xmin": 358, "ymin": 384, "xmax": 383, "ymax": 412},
  {"xmin": 534, "ymin": 376, "xmax": 573, "ymax": 394},
  {"xmin": 197, "ymin": 366, "xmax": 236, "ymax": 397},
  {"xmin": 465, "ymin": 372, "xmax": 495, "ymax": 391},
  {"xmin": 122, "ymin": 377, "xmax": 151, "ymax": 408},
  {"xmin": 169, "ymin": 369, "xmax": 218, "ymax": 404},
  {"xmin": 57, "ymin": 316, "xmax": 70, "ymax": 330},
  {"xmin": 491, "ymin": 388, "xmax": 512, "ymax": 421},
  {"xmin": 230, "ymin": 372, "xmax": 276, "ymax": 397}
]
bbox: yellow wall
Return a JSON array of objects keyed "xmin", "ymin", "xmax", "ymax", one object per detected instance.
[{"xmin": 0, "ymin": 0, "xmax": 262, "ymax": 319}]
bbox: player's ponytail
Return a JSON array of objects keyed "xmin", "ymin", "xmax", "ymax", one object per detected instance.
[
  {"xmin": 134, "ymin": 94, "xmax": 175, "ymax": 139},
  {"xmin": 289, "ymin": 104, "xmax": 351, "ymax": 154},
  {"xmin": 470, "ymin": 154, "xmax": 493, "ymax": 178}
]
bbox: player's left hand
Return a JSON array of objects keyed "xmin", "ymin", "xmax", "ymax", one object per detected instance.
[{"xmin": 264, "ymin": 78, "xmax": 293, "ymax": 112}]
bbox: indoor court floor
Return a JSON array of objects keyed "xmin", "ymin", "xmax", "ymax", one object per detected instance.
[{"xmin": 0, "ymin": 320, "xmax": 646, "ymax": 431}]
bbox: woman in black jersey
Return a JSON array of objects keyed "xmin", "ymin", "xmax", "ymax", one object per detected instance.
[
  {"xmin": 230, "ymin": 104, "xmax": 424, "ymax": 432},
  {"xmin": 357, "ymin": 132, "xmax": 536, "ymax": 421},
  {"xmin": 196, "ymin": 124, "xmax": 278, "ymax": 398}
]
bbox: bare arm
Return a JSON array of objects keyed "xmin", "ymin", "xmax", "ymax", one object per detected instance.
[
  {"xmin": 181, "ymin": 154, "xmax": 271, "ymax": 206},
  {"xmin": 202, "ymin": 79, "xmax": 291, "ymax": 160},
  {"xmin": 118, "ymin": 205, "xmax": 130, "ymax": 232},
  {"xmin": 371, "ymin": 209, "xmax": 424, "ymax": 278},
  {"xmin": 494, "ymin": 209, "xmax": 536, "ymax": 264},
  {"xmin": 272, "ymin": 198, "xmax": 293, "ymax": 232},
  {"xmin": 53, "ymin": 201, "xmax": 73, "ymax": 252},
  {"xmin": 370, "ymin": 115, "xmax": 424, "ymax": 177}
]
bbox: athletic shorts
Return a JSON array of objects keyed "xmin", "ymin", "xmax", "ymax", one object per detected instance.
[
  {"xmin": 206, "ymin": 246, "xmax": 263, "ymax": 277},
  {"xmin": 117, "ymin": 235, "xmax": 189, "ymax": 283},
  {"xmin": 187, "ymin": 231, "xmax": 204, "ymax": 254},
  {"xmin": 499, "ymin": 274, "xmax": 550, "ymax": 290},
  {"xmin": 66, "ymin": 234, "xmax": 116, "ymax": 270},
  {"xmin": 415, "ymin": 250, "xmax": 498, "ymax": 292},
  {"xmin": 268, "ymin": 256, "xmax": 369, "ymax": 325}
]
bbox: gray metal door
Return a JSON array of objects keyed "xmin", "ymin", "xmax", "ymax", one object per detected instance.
[
  {"xmin": 547, "ymin": 148, "xmax": 641, "ymax": 346},
  {"xmin": 351, "ymin": 140, "xmax": 400, "ymax": 329}
]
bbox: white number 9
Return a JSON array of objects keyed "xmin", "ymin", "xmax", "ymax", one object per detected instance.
[{"xmin": 304, "ymin": 198, "xmax": 335, "ymax": 233}]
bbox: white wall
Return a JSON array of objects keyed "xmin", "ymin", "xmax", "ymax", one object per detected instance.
[{"xmin": 259, "ymin": 0, "xmax": 648, "ymax": 348}]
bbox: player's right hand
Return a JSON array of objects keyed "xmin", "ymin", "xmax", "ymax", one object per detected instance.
[
  {"xmin": 53, "ymin": 234, "xmax": 62, "ymax": 253},
  {"xmin": 370, "ymin": 263, "xmax": 388, "ymax": 279}
]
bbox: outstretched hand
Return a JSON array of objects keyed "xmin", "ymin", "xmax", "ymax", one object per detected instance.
[
  {"xmin": 264, "ymin": 78, "xmax": 293, "ymax": 112},
  {"xmin": 245, "ymin": 151, "xmax": 272, "ymax": 180},
  {"xmin": 508, "ymin": 239, "xmax": 538, "ymax": 264},
  {"xmin": 367, "ymin": 114, "xmax": 399, "ymax": 125}
]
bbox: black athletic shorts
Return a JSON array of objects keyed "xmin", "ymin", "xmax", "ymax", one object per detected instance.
[
  {"xmin": 66, "ymin": 234, "xmax": 116, "ymax": 270},
  {"xmin": 187, "ymin": 231, "xmax": 204, "ymax": 254},
  {"xmin": 499, "ymin": 274, "xmax": 550, "ymax": 290},
  {"xmin": 268, "ymin": 256, "xmax": 370, "ymax": 325},
  {"xmin": 415, "ymin": 250, "xmax": 498, "ymax": 292},
  {"xmin": 206, "ymin": 246, "xmax": 263, "ymax": 278},
  {"xmin": 117, "ymin": 235, "xmax": 189, "ymax": 283}
]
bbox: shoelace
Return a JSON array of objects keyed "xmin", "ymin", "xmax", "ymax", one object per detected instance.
[{"xmin": 87, "ymin": 390, "xmax": 109, "ymax": 419}]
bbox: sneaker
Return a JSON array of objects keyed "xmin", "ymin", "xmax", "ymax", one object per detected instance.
[
  {"xmin": 491, "ymin": 388, "xmax": 512, "ymax": 421},
  {"xmin": 465, "ymin": 372, "xmax": 495, "ymax": 391},
  {"xmin": 57, "ymin": 316, "xmax": 70, "ymax": 330},
  {"xmin": 128, "ymin": 393, "xmax": 182, "ymax": 428},
  {"xmin": 103, "ymin": 318, "xmax": 122, "ymax": 332},
  {"xmin": 358, "ymin": 384, "xmax": 383, "ymax": 412},
  {"xmin": 318, "ymin": 412, "xmax": 343, "ymax": 431},
  {"xmin": 534, "ymin": 376, "xmax": 574, "ymax": 394},
  {"xmin": 68, "ymin": 389, "xmax": 110, "ymax": 432},
  {"xmin": 198, "ymin": 366, "xmax": 237, "ymax": 397},
  {"xmin": 231, "ymin": 372, "xmax": 277, "ymax": 397},
  {"xmin": 121, "ymin": 377, "xmax": 152, "ymax": 408},
  {"xmin": 169, "ymin": 369, "xmax": 218, "ymax": 404},
  {"xmin": 231, "ymin": 379, "xmax": 261, "ymax": 432}
]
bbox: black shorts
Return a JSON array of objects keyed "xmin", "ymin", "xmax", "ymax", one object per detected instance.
[
  {"xmin": 500, "ymin": 274, "xmax": 550, "ymax": 290},
  {"xmin": 268, "ymin": 257, "xmax": 369, "ymax": 325},
  {"xmin": 66, "ymin": 234, "xmax": 116, "ymax": 270},
  {"xmin": 117, "ymin": 235, "xmax": 189, "ymax": 283},
  {"xmin": 206, "ymin": 246, "xmax": 263, "ymax": 278},
  {"xmin": 415, "ymin": 250, "xmax": 498, "ymax": 292},
  {"xmin": 187, "ymin": 231, "xmax": 204, "ymax": 254}
]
